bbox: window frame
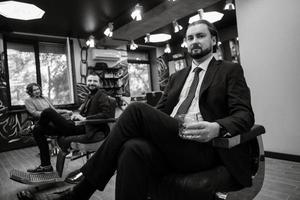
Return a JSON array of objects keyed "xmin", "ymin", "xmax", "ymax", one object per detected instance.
[
  {"xmin": 3, "ymin": 34, "xmax": 77, "ymax": 111},
  {"xmin": 127, "ymin": 50, "xmax": 153, "ymax": 96}
]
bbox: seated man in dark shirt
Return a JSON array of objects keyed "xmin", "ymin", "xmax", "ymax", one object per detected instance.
[{"xmin": 27, "ymin": 72, "xmax": 115, "ymax": 174}]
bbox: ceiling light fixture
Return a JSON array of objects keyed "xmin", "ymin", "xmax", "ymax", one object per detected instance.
[
  {"xmin": 181, "ymin": 38, "xmax": 187, "ymax": 48},
  {"xmin": 164, "ymin": 44, "xmax": 171, "ymax": 54},
  {"xmin": 104, "ymin": 22, "xmax": 113, "ymax": 37},
  {"xmin": 172, "ymin": 20, "xmax": 182, "ymax": 33},
  {"xmin": 144, "ymin": 33, "xmax": 171, "ymax": 43},
  {"xmin": 224, "ymin": 0, "xmax": 235, "ymax": 10},
  {"xmin": 130, "ymin": 40, "xmax": 138, "ymax": 50},
  {"xmin": 86, "ymin": 35, "xmax": 95, "ymax": 48},
  {"xmin": 131, "ymin": 3, "xmax": 143, "ymax": 21},
  {"xmin": 144, "ymin": 33, "xmax": 150, "ymax": 43},
  {"xmin": 168, "ymin": 0, "xmax": 176, "ymax": 2},
  {"xmin": 188, "ymin": 9, "xmax": 224, "ymax": 24},
  {"xmin": 0, "ymin": 1, "xmax": 45, "ymax": 20}
]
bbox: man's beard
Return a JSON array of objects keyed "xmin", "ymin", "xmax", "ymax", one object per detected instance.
[
  {"xmin": 88, "ymin": 85, "xmax": 98, "ymax": 93},
  {"xmin": 189, "ymin": 44, "xmax": 211, "ymax": 59}
]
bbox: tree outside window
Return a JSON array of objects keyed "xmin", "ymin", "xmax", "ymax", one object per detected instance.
[
  {"xmin": 128, "ymin": 63, "xmax": 151, "ymax": 96},
  {"xmin": 6, "ymin": 40, "xmax": 74, "ymax": 107}
]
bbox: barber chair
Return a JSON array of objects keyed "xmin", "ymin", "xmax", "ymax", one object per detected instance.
[
  {"xmin": 146, "ymin": 91, "xmax": 163, "ymax": 106},
  {"xmin": 148, "ymin": 124, "xmax": 265, "ymax": 200}
]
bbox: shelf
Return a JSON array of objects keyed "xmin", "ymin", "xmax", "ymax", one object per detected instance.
[
  {"xmin": 88, "ymin": 66, "xmax": 121, "ymax": 70},
  {"xmin": 101, "ymin": 86, "xmax": 122, "ymax": 89}
]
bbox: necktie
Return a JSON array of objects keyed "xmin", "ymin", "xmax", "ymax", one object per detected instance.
[{"xmin": 176, "ymin": 67, "xmax": 202, "ymax": 115}]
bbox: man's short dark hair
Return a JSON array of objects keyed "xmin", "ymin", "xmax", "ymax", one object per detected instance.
[
  {"xmin": 187, "ymin": 19, "xmax": 219, "ymax": 52},
  {"xmin": 87, "ymin": 72, "xmax": 101, "ymax": 81},
  {"xmin": 26, "ymin": 83, "xmax": 42, "ymax": 97}
]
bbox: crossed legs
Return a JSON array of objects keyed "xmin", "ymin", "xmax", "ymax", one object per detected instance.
[{"xmin": 78, "ymin": 102, "xmax": 218, "ymax": 200}]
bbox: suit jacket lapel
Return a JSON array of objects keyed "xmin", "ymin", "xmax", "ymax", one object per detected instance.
[
  {"xmin": 174, "ymin": 66, "xmax": 191, "ymax": 98},
  {"xmin": 199, "ymin": 58, "xmax": 220, "ymax": 99}
]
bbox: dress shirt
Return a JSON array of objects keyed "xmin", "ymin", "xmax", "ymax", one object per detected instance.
[{"xmin": 170, "ymin": 55, "xmax": 213, "ymax": 120}]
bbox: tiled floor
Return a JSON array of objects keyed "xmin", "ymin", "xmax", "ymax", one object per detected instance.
[{"xmin": 0, "ymin": 146, "xmax": 299, "ymax": 200}]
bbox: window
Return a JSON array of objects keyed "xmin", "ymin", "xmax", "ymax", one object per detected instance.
[
  {"xmin": 5, "ymin": 37, "xmax": 75, "ymax": 107},
  {"xmin": 7, "ymin": 43, "xmax": 37, "ymax": 105},
  {"xmin": 39, "ymin": 42, "xmax": 73, "ymax": 105},
  {"xmin": 127, "ymin": 51, "xmax": 151, "ymax": 96}
]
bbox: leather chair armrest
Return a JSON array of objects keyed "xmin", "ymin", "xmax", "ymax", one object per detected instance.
[
  {"xmin": 74, "ymin": 118, "xmax": 117, "ymax": 126},
  {"xmin": 212, "ymin": 124, "xmax": 265, "ymax": 149}
]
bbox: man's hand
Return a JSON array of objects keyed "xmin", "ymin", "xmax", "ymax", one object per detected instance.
[
  {"xmin": 70, "ymin": 113, "xmax": 86, "ymax": 121},
  {"xmin": 180, "ymin": 121, "xmax": 220, "ymax": 142},
  {"xmin": 65, "ymin": 110, "xmax": 73, "ymax": 115}
]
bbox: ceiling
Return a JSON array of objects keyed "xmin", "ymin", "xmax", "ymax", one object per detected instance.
[{"xmin": 0, "ymin": 0, "xmax": 237, "ymax": 47}]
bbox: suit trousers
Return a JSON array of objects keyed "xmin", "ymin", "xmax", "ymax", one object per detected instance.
[
  {"xmin": 32, "ymin": 108, "xmax": 85, "ymax": 166},
  {"xmin": 80, "ymin": 102, "xmax": 230, "ymax": 200}
]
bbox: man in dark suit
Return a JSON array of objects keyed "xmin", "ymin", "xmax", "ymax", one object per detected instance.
[
  {"xmin": 26, "ymin": 73, "xmax": 115, "ymax": 174},
  {"xmin": 47, "ymin": 20, "xmax": 254, "ymax": 200}
]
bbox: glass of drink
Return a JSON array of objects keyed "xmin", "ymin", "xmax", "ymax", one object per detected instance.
[{"xmin": 174, "ymin": 113, "xmax": 201, "ymax": 137}]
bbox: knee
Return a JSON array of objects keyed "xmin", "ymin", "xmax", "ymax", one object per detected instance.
[
  {"xmin": 126, "ymin": 102, "xmax": 147, "ymax": 113},
  {"xmin": 41, "ymin": 108, "xmax": 54, "ymax": 118}
]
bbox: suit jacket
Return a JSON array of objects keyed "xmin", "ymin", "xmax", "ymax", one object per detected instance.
[
  {"xmin": 79, "ymin": 89, "xmax": 116, "ymax": 140},
  {"xmin": 156, "ymin": 58, "xmax": 255, "ymax": 187}
]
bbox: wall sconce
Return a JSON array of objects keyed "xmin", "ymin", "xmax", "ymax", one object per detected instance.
[
  {"xmin": 104, "ymin": 22, "xmax": 113, "ymax": 37},
  {"xmin": 131, "ymin": 3, "xmax": 143, "ymax": 21},
  {"xmin": 198, "ymin": 9, "xmax": 204, "ymax": 19},
  {"xmin": 181, "ymin": 38, "xmax": 187, "ymax": 48},
  {"xmin": 86, "ymin": 35, "xmax": 95, "ymax": 48},
  {"xmin": 130, "ymin": 40, "xmax": 138, "ymax": 50},
  {"xmin": 173, "ymin": 20, "xmax": 182, "ymax": 33},
  {"xmin": 224, "ymin": 0, "xmax": 235, "ymax": 10},
  {"xmin": 144, "ymin": 33, "xmax": 150, "ymax": 43},
  {"xmin": 164, "ymin": 44, "xmax": 171, "ymax": 53}
]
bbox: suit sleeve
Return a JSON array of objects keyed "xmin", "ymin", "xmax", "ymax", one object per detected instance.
[{"xmin": 215, "ymin": 64, "xmax": 255, "ymax": 136}]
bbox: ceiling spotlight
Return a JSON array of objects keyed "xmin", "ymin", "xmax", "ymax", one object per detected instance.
[
  {"xmin": 144, "ymin": 33, "xmax": 150, "ymax": 43},
  {"xmin": 86, "ymin": 35, "xmax": 95, "ymax": 48},
  {"xmin": 172, "ymin": 20, "xmax": 182, "ymax": 33},
  {"xmin": 189, "ymin": 10, "xmax": 224, "ymax": 24},
  {"xmin": 168, "ymin": 0, "xmax": 176, "ymax": 2},
  {"xmin": 144, "ymin": 33, "xmax": 171, "ymax": 43},
  {"xmin": 198, "ymin": 9, "xmax": 204, "ymax": 19},
  {"xmin": 224, "ymin": 0, "xmax": 235, "ymax": 10},
  {"xmin": 104, "ymin": 22, "xmax": 113, "ymax": 37},
  {"xmin": 181, "ymin": 38, "xmax": 187, "ymax": 48},
  {"xmin": 0, "ymin": 1, "xmax": 45, "ymax": 20},
  {"xmin": 130, "ymin": 40, "xmax": 138, "ymax": 50},
  {"xmin": 131, "ymin": 3, "xmax": 143, "ymax": 21},
  {"xmin": 164, "ymin": 44, "xmax": 171, "ymax": 54}
]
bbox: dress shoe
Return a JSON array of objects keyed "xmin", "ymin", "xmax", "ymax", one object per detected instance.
[
  {"xmin": 17, "ymin": 188, "xmax": 74, "ymax": 200},
  {"xmin": 65, "ymin": 169, "xmax": 84, "ymax": 184},
  {"xmin": 27, "ymin": 165, "xmax": 53, "ymax": 174},
  {"xmin": 48, "ymin": 188, "xmax": 74, "ymax": 200}
]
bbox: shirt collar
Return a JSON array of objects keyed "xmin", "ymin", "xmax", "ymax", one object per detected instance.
[{"xmin": 191, "ymin": 55, "xmax": 213, "ymax": 72}]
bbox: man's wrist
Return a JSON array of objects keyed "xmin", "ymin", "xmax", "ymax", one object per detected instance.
[{"xmin": 215, "ymin": 123, "xmax": 226, "ymax": 136}]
